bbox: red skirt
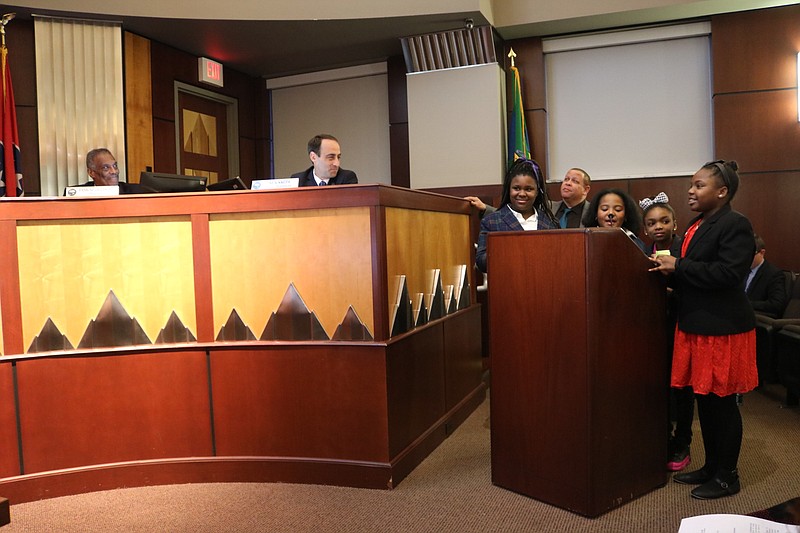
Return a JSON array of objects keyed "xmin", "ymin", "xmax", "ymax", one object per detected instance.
[{"xmin": 671, "ymin": 327, "xmax": 757, "ymax": 396}]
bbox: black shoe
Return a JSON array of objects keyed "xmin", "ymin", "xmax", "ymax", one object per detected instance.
[
  {"xmin": 673, "ymin": 467, "xmax": 713, "ymax": 485},
  {"xmin": 691, "ymin": 472, "xmax": 740, "ymax": 500}
]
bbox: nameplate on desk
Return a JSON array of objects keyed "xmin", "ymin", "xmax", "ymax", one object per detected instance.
[
  {"xmin": 65, "ymin": 185, "xmax": 120, "ymax": 197},
  {"xmin": 251, "ymin": 178, "xmax": 299, "ymax": 190}
]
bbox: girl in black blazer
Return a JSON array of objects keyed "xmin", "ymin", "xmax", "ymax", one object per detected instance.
[{"xmin": 650, "ymin": 160, "xmax": 757, "ymax": 500}]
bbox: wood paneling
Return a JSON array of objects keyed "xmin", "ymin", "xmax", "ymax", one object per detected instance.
[
  {"xmin": 389, "ymin": 123, "xmax": 410, "ymax": 188},
  {"xmin": 386, "ymin": 322, "xmax": 446, "ymax": 458},
  {"xmin": 443, "ymin": 306, "xmax": 483, "ymax": 410},
  {"xmin": 16, "ymin": 217, "xmax": 197, "ymax": 349},
  {"xmin": 16, "ymin": 350, "xmax": 212, "ymax": 473},
  {"xmin": 124, "ymin": 32, "xmax": 154, "ymax": 182},
  {"xmin": 238, "ymin": 136, "xmax": 256, "ymax": 181},
  {"xmin": 714, "ymin": 90, "xmax": 800, "ymax": 172},
  {"xmin": 489, "ymin": 229, "xmax": 668, "ymax": 517},
  {"xmin": 388, "ymin": 55, "xmax": 410, "ymax": 187},
  {"xmin": 505, "ymin": 39, "xmax": 546, "ymax": 110},
  {"xmin": 734, "ymin": 171, "xmax": 800, "ymax": 271},
  {"xmin": 713, "ymin": 5, "xmax": 800, "ymax": 94},
  {"xmin": 153, "ymin": 117, "xmax": 178, "ymax": 173},
  {"xmin": 384, "ymin": 207, "xmax": 472, "ymax": 325},
  {"xmin": 0, "ymin": 364, "xmax": 20, "ymax": 478},
  {"xmin": 148, "ymin": 40, "xmax": 262, "ymax": 181},
  {"xmin": 388, "ymin": 55, "xmax": 408, "ymax": 124},
  {"xmin": 208, "ymin": 208, "xmax": 374, "ymax": 338},
  {"xmin": 0, "ymin": 220, "xmax": 22, "ymax": 355},
  {"xmin": 7, "ymin": 20, "xmax": 39, "ymax": 196},
  {"xmin": 210, "ymin": 346, "xmax": 390, "ymax": 461},
  {"xmin": 712, "ymin": 5, "xmax": 800, "ymax": 271},
  {"xmin": 16, "ymin": 106, "xmax": 40, "ymax": 197}
]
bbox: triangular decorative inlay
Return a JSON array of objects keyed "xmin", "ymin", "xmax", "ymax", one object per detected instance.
[
  {"xmin": 27, "ymin": 317, "xmax": 74, "ymax": 353},
  {"xmin": 332, "ymin": 306, "xmax": 373, "ymax": 341},
  {"xmin": 259, "ymin": 283, "xmax": 329, "ymax": 341},
  {"xmin": 413, "ymin": 292, "xmax": 427, "ymax": 327},
  {"xmin": 425, "ymin": 270, "xmax": 446, "ymax": 321},
  {"xmin": 77, "ymin": 291, "xmax": 152, "ymax": 349},
  {"xmin": 156, "ymin": 311, "xmax": 197, "ymax": 344},
  {"xmin": 457, "ymin": 282, "xmax": 470, "ymax": 310},
  {"xmin": 445, "ymin": 285, "xmax": 456, "ymax": 314},
  {"xmin": 216, "ymin": 309, "xmax": 257, "ymax": 342},
  {"xmin": 390, "ymin": 276, "xmax": 412, "ymax": 337}
]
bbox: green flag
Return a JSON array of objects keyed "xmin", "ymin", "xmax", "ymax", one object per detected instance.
[{"xmin": 507, "ymin": 64, "xmax": 530, "ymax": 169}]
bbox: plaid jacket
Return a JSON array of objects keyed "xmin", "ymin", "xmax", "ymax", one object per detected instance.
[{"xmin": 476, "ymin": 205, "xmax": 555, "ymax": 273}]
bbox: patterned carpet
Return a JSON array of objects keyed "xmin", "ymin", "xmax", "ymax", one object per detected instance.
[{"xmin": 4, "ymin": 385, "xmax": 800, "ymax": 532}]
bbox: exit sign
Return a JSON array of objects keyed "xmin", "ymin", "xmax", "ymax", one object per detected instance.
[{"xmin": 198, "ymin": 57, "xmax": 224, "ymax": 87}]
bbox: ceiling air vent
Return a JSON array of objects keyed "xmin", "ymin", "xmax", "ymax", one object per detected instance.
[{"xmin": 401, "ymin": 26, "xmax": 497, "ymax": 73}]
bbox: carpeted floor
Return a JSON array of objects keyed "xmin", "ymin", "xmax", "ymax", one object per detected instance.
[{"xmin": 4, "ymin": 385, "xmax": 799, "ymax": 532}]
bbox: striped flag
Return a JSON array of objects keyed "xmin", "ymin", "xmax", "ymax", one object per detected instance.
[
  {"xmin": 0, "ymin": 42, "xmax": 22, "ymax": 196},
  {"xmin": 507, "ymin": 62, "xmax": 530, "ymax": 169}
]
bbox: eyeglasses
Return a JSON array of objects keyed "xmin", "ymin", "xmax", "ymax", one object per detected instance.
[{"xmin": 93, "ymin": 162, "xmax": 119, "ymax": 173}]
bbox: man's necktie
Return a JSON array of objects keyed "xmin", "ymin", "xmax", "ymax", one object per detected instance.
[
  {"xmin": 319, "ymin": 181, "xmax": 327, "ymax": 186},
  {"xmin": 559, "ymin": 207, "xmax": 571, "ymax": 229}
]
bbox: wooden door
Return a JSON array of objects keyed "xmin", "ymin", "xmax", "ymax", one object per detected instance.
[{"xmin": 178, "ymin": 92, "xmax": 229, "ymax": 184}]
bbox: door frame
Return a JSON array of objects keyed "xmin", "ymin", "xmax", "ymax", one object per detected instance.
[{"xmin": 174, "ymin": 81, "xmax": 240, "ymax": 179}]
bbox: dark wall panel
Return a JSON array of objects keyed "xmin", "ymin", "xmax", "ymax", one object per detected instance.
[
  {"xmin": 149, "ymin": 40, "xmax": 264, "ymax": 178},
  {"xmin": 714, "ymin": 90, "xmax": 800, "ymax": 172},
  {"xmin": 713, "ymin": 5, "xmax": 800, "ymax": 93},
  {"xmin": 8, "ymin": 20, "xmax": 39, "ymax": 196}
]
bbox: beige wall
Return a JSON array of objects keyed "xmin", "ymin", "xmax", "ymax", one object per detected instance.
[
  {"xmin": 9, "ymin": 0, "xmax": 485, "ymax": 19},
  {"xmin": 494, "ymin": 0, "xmax": 795, "ymax": 35},
  {"xmin": 407, "ymin": 64, "xmax": 505, "ymax": 189},
  {"xmin": 13, "ymin": 0, "xmax": 791, "ymax": 29}
]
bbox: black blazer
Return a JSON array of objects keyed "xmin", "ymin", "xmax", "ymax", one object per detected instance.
[
  {"xmin": 671, "ymin": 203, "xmax": 755, "ymax": 336},
  {"xmin": 747, "ymin": 259, "xmax": 789, "ymax": 318},
  {"xmin": 292, "ymin": 167, "xmax": 358, "ymax": 187}
]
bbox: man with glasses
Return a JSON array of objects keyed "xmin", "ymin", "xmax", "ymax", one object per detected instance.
[{"xmin": 83, "ymin": 148, "xmax": 146, "ymax": 194}]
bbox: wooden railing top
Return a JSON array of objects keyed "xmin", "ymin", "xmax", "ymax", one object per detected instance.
[{"xmin": 0, "ymin": 184, "xmax": 473, "ymax": 222}]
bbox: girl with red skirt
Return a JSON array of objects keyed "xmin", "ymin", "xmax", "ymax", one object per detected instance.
[{"xmin": 650, "ymin": 160, "xmax": 757, "ymax": 500}]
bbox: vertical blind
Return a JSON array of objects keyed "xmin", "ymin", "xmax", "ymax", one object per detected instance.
[{"xmin": 34, "ymin": 17, "xmax": 125, "ymax": 196}]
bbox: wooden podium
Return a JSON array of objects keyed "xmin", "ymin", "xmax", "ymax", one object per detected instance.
[{"xmin": 488, "ymin": 228, "xmax": 669, "ymax": 517}]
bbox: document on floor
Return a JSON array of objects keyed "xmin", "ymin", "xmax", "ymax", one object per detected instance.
[{"xmin": 678, "ymin": 514, "xmax": 800, "ymax": 533}]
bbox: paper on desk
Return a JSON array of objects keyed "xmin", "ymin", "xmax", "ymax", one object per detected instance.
[{"xmin": 678, "ymin": 514, "xmax": 800, "ymax": 533}]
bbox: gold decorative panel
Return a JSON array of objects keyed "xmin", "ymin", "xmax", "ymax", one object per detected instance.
[
  {"xmin": 384, "ymin": 208, "xmax": 471, "ymax": 326},
  {"xmin": 16, "ymin": 217, "xmax": 197, "ymax": 349},
  {"xmin": 208, "ymin": 207, "xmax": 374, "ymax": 338}
]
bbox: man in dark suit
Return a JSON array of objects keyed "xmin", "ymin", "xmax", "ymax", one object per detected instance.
[
  {"xmin": 550, "ymin": 167, "xmax": 592, "ymax": 228},
  {"xmin": 82, "ymin": 148, "xmax": 146, "ymax": 194},
  {"xmin": 292, "ymin": 134, "xmax": 358, "ymax": 186},
  {"xmin": 746, "ymin": 233, "xmax": 788, "ymax": 318}
]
